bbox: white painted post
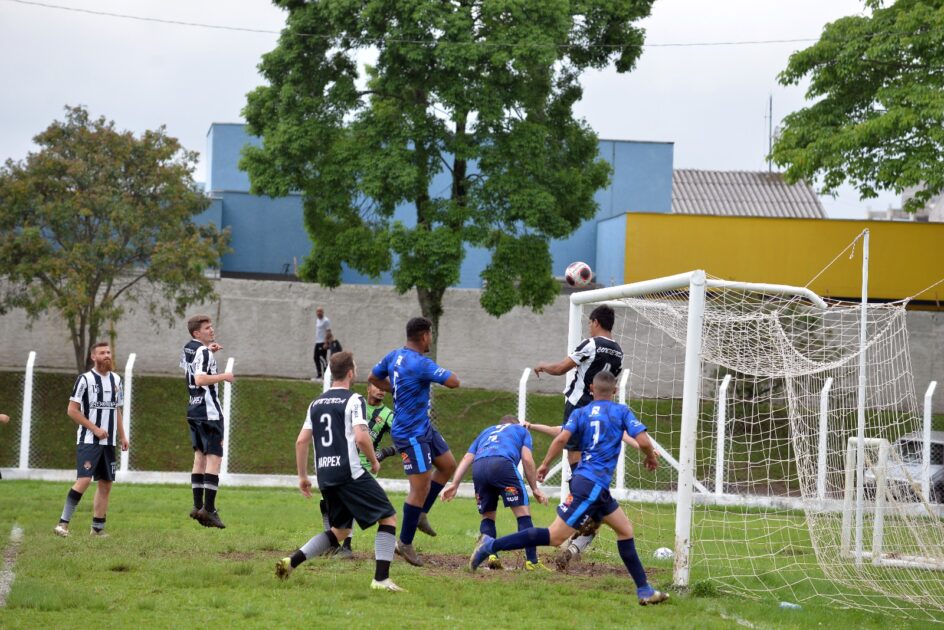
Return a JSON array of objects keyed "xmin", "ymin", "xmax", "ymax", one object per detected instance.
[
  {"xmin": 616, "ymin": 369, "xmax": 630, "ymax": 494},
  {"xmin": 854, "ymin": 229, "xmax": 869, "ymax": 566},
  {"xmin": 714, "ymin": 374, "xmax": 732, "ymax": 496},
  {"xmin": 872, "ymin": 439, "xmax": 889, "ymax": 566},
  {"xmin": 18, "ymin": 351, "xmax": 36, "ymax": 470},
  {"xmin": 561, "ymin": 300, "xmax": 583, "ymax": 499},
  {"xmin": 220, "ymin": 357, "xmax": 235, "ymax": 477},
  {"xmin": 323, "ymin": 366, "xmax": 332, "ymax": 393},
  {"xmin": 673, "ymin": 270, "xmax": 707, "ymax": 588},
  {"xmin": 517, "ymin": 368, "xmax": 531, "ymax": 422},
  {"xmin": 120, "ymin": 353, "xmax": 136, "ymax": 474},
  {"xmin": 924, "ymin": 381, "xmax": 937, "ymax": 502},
  {"xmin": 817, "ymin": 377, "xmax": 834, "ymax": 501}
]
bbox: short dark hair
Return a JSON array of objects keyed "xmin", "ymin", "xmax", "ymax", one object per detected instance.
[
  {"xmin": 188, "ymin": 314, "xmax": 211, "ymax": 336},
  {"xmin": 406, "ymin": 317, "xmax": 432, "ymax": 342},
  {"xmin": 499, "ymin": 414, "xmax": 518, "ymax": 425},
  {"xmin": 589, "ymin": 305, "xmax": 615, "ymax": 332},
  {"xmin": 89, "ymin": 341, "xmax": 109, "ymax": 356},
  {"xmin": 592, "ymin": 370, "xmax": 617, "ymax": 393},
  {"xmin": 329, "ymin": 351, "xmax": 355, "ymax": 379}
]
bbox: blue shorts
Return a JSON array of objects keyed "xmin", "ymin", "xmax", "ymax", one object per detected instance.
[
  {"xmin": 471, "ymin": 457, "xmax": 529, "ymax": 514},
  {"xmin": 392, "ymin": 425, "xmax": 450, "ymax": 476},
  {"xmin": 557, "ymin": 475, "xmax": 619, "ymax": 529}
]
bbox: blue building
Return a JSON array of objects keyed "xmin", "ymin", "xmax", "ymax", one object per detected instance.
[{"xmin": 200, "ymin": 123, "xmax": 673, "ymax": 287}]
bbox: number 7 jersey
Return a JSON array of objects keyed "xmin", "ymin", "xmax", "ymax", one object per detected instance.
[
  {"xmin": 562, "ymin": 399, "xmax": 647, "ymax": 487},
  {"xmin": 303, "ymin": 388, "xmax": 369, "ymax": 488}
]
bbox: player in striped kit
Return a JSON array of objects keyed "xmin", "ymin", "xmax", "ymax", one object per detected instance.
[
  {"xmin": 277, "ymin": 352, "xmax": 403, "ymax": 592},
  {"xmin": 53, "ymin": 342, "xmax": 128, "ymax": 537}
]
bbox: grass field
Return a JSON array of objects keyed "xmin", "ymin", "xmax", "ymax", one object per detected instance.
[{"xmin": 0, "ymin": 481, "xmax": 937, "ymax": 629}]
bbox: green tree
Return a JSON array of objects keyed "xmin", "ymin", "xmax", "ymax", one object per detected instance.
[
  {"xmin": 0, "ymin": 106, "xmax": 230, "ymax": 372},
  {"xmin": 242, "ymin": 0, "xmax": 653, "ymax": 354},
  {"xmin": 772, "ymin": 0, "xmax": 944, "ymax": 213}
]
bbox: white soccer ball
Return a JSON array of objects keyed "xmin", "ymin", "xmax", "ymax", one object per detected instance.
[
  {"xmin": 653, "ymin": 547, "xmax": 674, "ymax": 560},
  {"xmin": 565, "ymin": 261, "xmax": 593, "ymax": 288}
]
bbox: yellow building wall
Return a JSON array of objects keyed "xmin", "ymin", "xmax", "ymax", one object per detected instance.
[{"xmin": 623, "ymin": 214, "xmax": 944, "ymax": 302}]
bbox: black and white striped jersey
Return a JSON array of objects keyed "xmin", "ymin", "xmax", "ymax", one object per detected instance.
[
  {"xmin": 564, "ymin": 336, "xmax": 624, "ymax": 409},
  {"xmin": 181, "ymin": 339, "xmax": 224, "ymax": 422},
  {"xmin": 302, "ymin": 388, "xmax": 368, "ymax": 488},
  {"xmin": 70, "ymin": 369, "xmax": 123, "ymax": 446}
]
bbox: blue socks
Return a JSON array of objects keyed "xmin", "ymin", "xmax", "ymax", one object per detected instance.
[
  {"xmin": 480, "ymin": 518, "xmax": 496, "ymax": 538},
  {"xmin": 422, "ymin": 481, "xmax": 445, "ymax": 513},
  {"xmin": 516, "ymin": 515, "xmax": 538, "ymax": 563},
  {"xmin": 617, "ymin": 538, "xmax": 649, "ymax": 591},
  {"xmin": 490, "ymin": 527, "xmax": 550, "ymax": 553},
  {"xmin": 400, "ymin": 503, "xmax": 422, "ymax": 545}
]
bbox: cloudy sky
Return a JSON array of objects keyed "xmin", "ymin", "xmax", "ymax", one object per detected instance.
[{"xmin": 0, "ymin": 0, "xmax": 898, "ymax": 218}]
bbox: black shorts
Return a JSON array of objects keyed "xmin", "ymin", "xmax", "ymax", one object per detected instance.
[
  {"xmin": 563, "ymin": 402, "xmax": 581, "ymax": 451},
  {"xmin": 321, "ymin": 473, "xmax": 396, "ymax": 530},
  {"xmin": 188, "ymin": 418, "xmax": 224, "ymax": 457},
  {"xmin": 76, "ymin": 444, "xmax": 116, "ymax": 481}
]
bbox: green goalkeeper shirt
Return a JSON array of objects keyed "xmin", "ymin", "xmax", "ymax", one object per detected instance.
[{"xmin": 358, "ymin": 402, "xmax": 394, "ymax": 472}]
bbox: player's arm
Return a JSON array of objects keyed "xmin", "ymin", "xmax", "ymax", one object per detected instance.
[
  {"xmin": 194, "ymin": 372, "xmax": 233, "ymax": 386},
  {"xmin": 634, "ymin": 431, "xmax": 659, "ymax": 471},
  {"xmin": 295, "ymin": 427, "xmax": 313, "ymax": 497},
  {"xmin": 533, "ymin": 357, "xmax": 577, "ymax": 377},
  {"xmin": 0, "ymin": 413, "xmax": 9, "ymax": 424},
  {"xmin": 116, "ymin": 408, "xmax": 129, "ymax": 451},
  {"xmin": 443, "ymin": 452, "xmax": 474, "ymax": 501},
  {"xmin": 622, "ymin": 432, "xmax": 640, "ymax": 450},
  {"xmin": 354, "ymin": 425, "xmax": 379, "ymax": 474},
  {"xmin": 520, "ymin": 447, "xmax": 548, "ymax": 505},
  {"xmin": 522, "ymin": 420, "xmax": 562, "ymax": 437},
  {"xmin": 67, "ymin": 400, "xmax": 108, "ymax": 441},
  {"xmin": 537, "ymin": 429, "xmax": 572, "ymax": 482}
]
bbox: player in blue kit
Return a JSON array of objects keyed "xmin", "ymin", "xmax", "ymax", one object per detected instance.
[
  {"xmin": 368, "ymin": 317, "xmax": 460, "ymax": 566},
  {"xmin": 442, "ymin": 415, "xmax": 549, "ymax": 571},
  {"xmin": 469, "ymin": 371, "xmax": 669, "ymax": 606}
]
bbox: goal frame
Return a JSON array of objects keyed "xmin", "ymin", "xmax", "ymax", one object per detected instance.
[{"xmin": 565, "ymin": 269, "xmax": 829, "ymax": 587}]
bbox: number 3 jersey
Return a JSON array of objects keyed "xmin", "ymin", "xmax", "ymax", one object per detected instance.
[
  {"xmin": 563, "ymin": 400, "xmax": 647, "ymax": 486},
  {"xmin": 303, "ymin": 388, "xmax": 369, "ymax": 487}
]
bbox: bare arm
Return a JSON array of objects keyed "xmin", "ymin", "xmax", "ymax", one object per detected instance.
[
  {"xmin": 520, "ymin": 447, "xmax": 548, "ymax": 505},
  {"xmin": 368, "ymin": 373, "xmax": 391, "ymax": 392},
  {"xmin": 537, "ymin": 429, "xmax": 572, "ymax": 482},
  {"xmin": 442, "ymin": 373, "xmax": 460, "ymax": 389},
  {"xmin": 117, "ymin": 408, "xmax": 129, "ymax": 451},
  {"xmin": 194, "ymin": 372, "xmax": 233, "ymax": 387},
  {"xmin": 622, "ymin": 432, "xmax": 640, "ymax": 450},
  {"xmin": 533, "ymin": 357, "xmax": 577, "ymax": 378},
  {"xmin": 68, "ymin": 400, "xmax": 108, "ymax": 441},
  {"xmin": 523, "ymin": 420, "xmax": 562, "ymax": 437},
  {"xmin": 295, "ymin": 428, "xmax": 313, "ymax": 497},
  {"xmin": 354, "ymin": 425, "xmax": 379, "ymax": 474},
  {"xmin": 635, "ymin": 431, "xmax": 659, "ymax": 471},
  {"xmin": 442, "ymin": 452, "xmax": 475, "ymax": 501}
]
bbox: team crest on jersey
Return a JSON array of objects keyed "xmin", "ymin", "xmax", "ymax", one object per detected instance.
[
  {"xmin": 560, "ymin": 493, "xmax": 573, "ymax": 513},
  {"xmin": 83, "ymin": 460, "xmax": 92, "ymax": 470},
  {"xmin": 400, "ymin": 452, "xmax": 410, "ymax": 463},
  {"xmin": 504, "ymin": 486, "xmax": 518, "ymax": 496}
]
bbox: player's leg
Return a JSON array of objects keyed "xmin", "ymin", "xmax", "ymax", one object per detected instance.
[
  {"xmin": 55, "ymin": 449, "xmax": 94, "ymax": 536},
  {"xmin": 91, "ymin": 480, "xmax": 112, "ymax": 536},
  {"xmin": 602, "ymin": 505, "xmax": 669, "ymax": 605},
  {"xmin": 197, "ymin": 421, "xmax": 225, "ymax": 528},
  {"xmin": 394, "ymin": 435, "xmax": 432, "ymax": 565},
  {"xmin": 371, "ymin": 514, "xmax": 405, "ymax": 591},
  {"xmin": 319, "ymin": 497, "xmax": 354, "ymax": 557},
  {"xmin": 417, "ymin": 429, "xmax": 455, "ymax": 537},
  {"xmin": 342, "ymin": 475, "xmax": 404, "ymax": 592},
  {"xmin": 496, "ymin": 458, "xmax": 542, "ymax": 569},
  {"xmin": 470, "ymin": 515, "xmax": 574, "ymax": 570},
  {"xmin": 189, "ymin": 418, "xmax": 207, "ymax": 521},
  {"xmin": 276, "ymin": 489, "xmax": 349, "ymax": 578},
  {"xmin": 510, "ymin": 505, "xmax": 544, "ymax": 569}
]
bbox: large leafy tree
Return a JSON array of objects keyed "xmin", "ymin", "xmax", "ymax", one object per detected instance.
[
  {"xmin": 243, "ymin": 0, "xmax": 653, "ymax": 354},
  {"xmin": 0, "ymin": 106, "xmax": 230, "ymax": 372},
  {"xmin": 773, "ymin": 0, "xmax": 944, "ymax": 213}
]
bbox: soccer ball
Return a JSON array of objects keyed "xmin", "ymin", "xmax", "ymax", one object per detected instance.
[
  {"xmin": 565, "ymin": 261, "xmax": 593, "ymax": 288},
  {"xmin": 653, "ymin": 547, "xmax": 674, "ymax": 560}
]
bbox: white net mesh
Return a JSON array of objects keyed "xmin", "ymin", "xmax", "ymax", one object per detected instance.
[{"xmin": 579, "ymin": 275, "xmax": 944, "ymax": 622}]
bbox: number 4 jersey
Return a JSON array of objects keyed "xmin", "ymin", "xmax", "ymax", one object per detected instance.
[{"xmin": 303, "ymin": 388, "xmax": 369, "ymax": 488}]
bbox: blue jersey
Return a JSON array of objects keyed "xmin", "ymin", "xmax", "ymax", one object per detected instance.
[
  {"xmin": 468, "ymin": 423, "xmax": 532, "ymax": 464},
  {"xmin": 371, "ymin": 347, "xmax": 452, "ymax": 440},
  {"xmin": 562, "ymin": 400, "xmax": 647, "ymax": 487}
]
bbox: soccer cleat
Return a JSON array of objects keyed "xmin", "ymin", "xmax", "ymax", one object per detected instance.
[
  {"xmin": 275, "ymin": 557, "xmax": 293, "ymax": 580},
  {"xmin": 370, "ymin": 578, "xmax": 406, "ymax": 592},
  {"xmin": 395, "ymin": 541, "xmax": 424, "ymax": 567},
  {"xmin": 53, "ymin": 523, "xmax": 70, "ymax": 537},
  {"xmin": 417, "ymin": 512, "xmax": 437, "ymax": 537},
  {"xmin": 89, "ymin": 528, "xmax": 109, "ymax": 538},
  {"xmin": 198, "ymin": 508, "xmax": 226, "ymax": 529},
  {"xmin": 486, "ymin": 554, "xmax": 503, "ymax": 570},
  {"xmin": 637, "ymin": 588, "xmax": 670, "ymax": 606},
  {"xmin": 469, "ymin": 534, "xmax": 494, "ymax": 571},
  {"xmin": 525, "ymin": 560, "xmax": 552, "ymax": 572},
  {"xmin": 189, "ymin": 507, "xmax": 202, "ymax": 522},
  {"xmin": 335, "ymin": 546, "xmax": 354, "ymax": 560},
  {"xmin": 555, "ymin": 544, "xmax": 580, "ymax": 571}
]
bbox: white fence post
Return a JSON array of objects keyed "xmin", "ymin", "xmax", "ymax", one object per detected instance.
[
  {"xmin": 561, "ymin": 300, "xmax": 583, "ymax": 499},
  {"xmin": 714, "ymin": 374, "xmax": 732, "ymax": 496},
  {"xmin": 818, "ymin": 377, "xmax": 834, "ymax": 501},
  {"xmin": 220, "ymin": 357, "xmax": 235, "ymax": 477},
  {"xmin": 924, "ymin": 381, "xmax": 937, "ymax": 502},
  {"xmin": 323, "ymin": 366, "xmax": 332, "ymax": 393},
  {"xmin": 19, "ymin": 351, "xmax": 36, "ymax": 470},
  {"xmin": 517, "ymin": 368, "xmax": 530, "ymax": 421},
  {"xmin": 120, "ymin": 353, "xmax": 136, "ymax": 474},
  {"xmin": 616, "ymin": 369, "xmax": 630, "ymax": 494}
]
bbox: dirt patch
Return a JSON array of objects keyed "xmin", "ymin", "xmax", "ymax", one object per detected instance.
[{"xmin": 413, "ymin": 552, "xmax": 667, "ymax": 581}]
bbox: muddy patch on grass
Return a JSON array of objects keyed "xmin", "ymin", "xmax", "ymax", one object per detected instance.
[{"xmin": 415, "ymin": 553, "xmax": 667, "ymax": 581}]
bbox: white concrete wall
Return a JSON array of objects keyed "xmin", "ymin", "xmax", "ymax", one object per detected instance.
[{"xmin": 1, "ymin": 277, "xmax": 942, "ymax": 408}]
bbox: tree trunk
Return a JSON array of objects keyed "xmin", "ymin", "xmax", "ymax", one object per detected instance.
[{"xmin": 417, "ymin": 286, "xmax": 445, "ymax": 360}]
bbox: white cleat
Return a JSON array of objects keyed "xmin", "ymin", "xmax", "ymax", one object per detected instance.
[
  {"xmin": 370, "ymin": 578, "xmax": 406, "ymax": 592},
  {"xmin": 53, "ymin": 523, "xmax": 70, "ymax": 537}
]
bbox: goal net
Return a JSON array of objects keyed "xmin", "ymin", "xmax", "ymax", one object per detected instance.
[{"xmin": 569, "ymin": 270, "xmax": 944, "ymax": 622}]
